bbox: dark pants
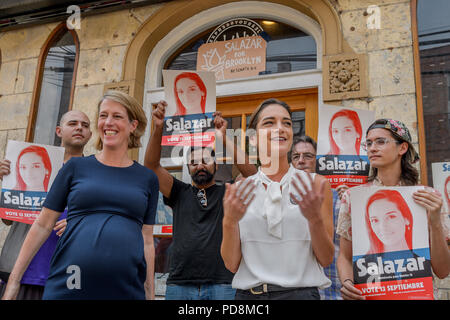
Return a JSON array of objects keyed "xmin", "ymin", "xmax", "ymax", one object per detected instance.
[{"xmin": 235, "ymin": 287, "xmax": 320, "ymax": 300}]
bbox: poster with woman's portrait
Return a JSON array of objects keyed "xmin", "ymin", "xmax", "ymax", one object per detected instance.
[
  {"xmin": 161, "ymin": 70, "xmax": 216, "ymax": 147},
  {"xmin": 0, "ymin": 140, "xmax": 65, "ymax": 224},
  {"xmin": 350, "ymin": 186, "xmax": 433, "ymax": 300},
  {"xmin": 431, "ymin": 162, "xmax": 450, "ymax": 243},
  {"xmin": 316, "ymin": 104, "xmax": 374, "ymax": 189}
]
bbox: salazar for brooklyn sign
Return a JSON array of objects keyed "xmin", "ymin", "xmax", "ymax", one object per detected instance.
[{"xmin": 197, "ymin": 35, "xmax": 267, "ymax": 81}]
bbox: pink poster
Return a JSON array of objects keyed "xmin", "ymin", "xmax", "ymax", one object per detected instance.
[{"xmin": 0, "ymin": 140, "xmax": 64, "ymax": 224}]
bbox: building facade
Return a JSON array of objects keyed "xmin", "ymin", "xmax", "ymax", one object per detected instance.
[{"xmin": 0, "ymin": 0, "xmax": 448, "ymax": 299}]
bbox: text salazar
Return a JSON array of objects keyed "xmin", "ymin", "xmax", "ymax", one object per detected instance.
[
  {"xmin": 317, "ymin": 156, "xmax": 368, "ymax": 171},
  {"xmin": 165, "ymin": 117, "xmax": 213, "ymax": 132},
  {"xmin": 2, "ymin": 190, "xmax": 45, "ymax": 207},
  {"xmin": 356, "ymin": 256, "xmax": 426, "ymax": 277}
]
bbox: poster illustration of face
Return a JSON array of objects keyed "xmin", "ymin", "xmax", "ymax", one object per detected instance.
[
  {"xmin": 350, "ymin": 186, "xmax": 433, "ymax": 300},
  {"xmin": 161, "ymin": 70, "xmax": 216, "ymax": 147},
  {"xmin": 316, "ymin": 104, "xmax": 374, "ymax": 189},
  {"xmin": 0, "ymin": 140, "xmax": 65, "ymax": 224}
]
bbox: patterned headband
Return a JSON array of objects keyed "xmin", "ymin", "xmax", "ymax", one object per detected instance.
[
  {"xmin": 367, "ymin": 119, "xmax": 412, "ymax": 142},
  {"xmin": 367, "ymin": 119, "xmax": 419, "ymax": 163}
]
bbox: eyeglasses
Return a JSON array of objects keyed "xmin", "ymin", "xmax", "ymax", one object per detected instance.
[
  {"xmin": 292, "ymin": 152, "xmax": 316, "ymax": 161},
  {"xmin": 362, "ymin": 138, "xmax": 398, "ymax": 151},
  {"xmin": 197, "ymin": 189, "xmax": 207, "ymax": 207}
]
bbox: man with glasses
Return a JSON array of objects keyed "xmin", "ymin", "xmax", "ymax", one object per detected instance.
[
  {"xmin": 290, "ymin": 135, "xmax": 318, "ymax": 173},
  {"xmin": 145, "ymin": 101, "xmax": 256, "ymax": 300},
  {"xmin": 290, "ymin": 135, "xmax": 343, "ymax": 300}
]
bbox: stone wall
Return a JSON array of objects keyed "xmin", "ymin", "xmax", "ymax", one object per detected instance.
[
  {"xmin": 335, "ymin": 0, "xmax": 450, "ymax": 299},
  {"xmin": 0, "ymin": 4, "xmax": 162, "ymax": 255},
  {"xmin": 0, "ymin": 21, "xmax": 58, "ymax": 253},
  {"xmin": 0, "ymin": 0, "xmax": 448, "ymax": 299},
  {"xmin": 335, "ymin": 0, "xmax": 419, "ymax": 153}
]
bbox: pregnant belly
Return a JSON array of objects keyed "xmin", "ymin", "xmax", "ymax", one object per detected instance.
[{"xmin": 52, "ymin": 213, "xmax": 145, "ymax": 275}]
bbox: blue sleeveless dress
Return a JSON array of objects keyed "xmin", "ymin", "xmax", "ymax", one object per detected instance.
[{"xmin": 41, "ymin": 155, "xmax": 158, "ymax": 299}]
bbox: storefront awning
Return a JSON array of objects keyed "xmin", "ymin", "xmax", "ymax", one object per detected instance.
[{"xmin": 0, "ymin": 0, "xmax": 174, "ymax": 31}]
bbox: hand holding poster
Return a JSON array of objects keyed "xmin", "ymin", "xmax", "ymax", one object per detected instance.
[
  {"xmin": 350, "ymin": 186, "xmax": 434, "ymax": 300},
  {"xmin": 316, "ymin": 104, "xmax": 375, "ymax": 189},
  {"xmin": 431, "ymin": 162, "xmax": 450, "ymax": 243},
  {"xmin": 0, "ymin": 140, "xmax": 65, "ymax": 224},
  {"xmin": 161, "ymin": 70, "xmax": 216, "ymax": 147}
]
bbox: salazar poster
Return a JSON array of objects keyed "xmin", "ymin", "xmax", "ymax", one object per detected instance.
[
  {"xmin": 350, "ymin": 186, "xmax": 434, "ymax": 300},
  {"xmin": 0, "ymin": 140, "xmax": 64, "ymax": 224},
  {"xmin": 316, "ymin": 104, "xmax": 374, "ymax": 189},
  {"xmin": 161, "ymin": 70, "xmax": 216, "ymax": 147},
  {"xmin": 431, "ymin": 162, "xmax": 450, "ymax": 243},
  {"xmin": 432, "ymin": 162, "xmax": 450, "ymax": 214}
]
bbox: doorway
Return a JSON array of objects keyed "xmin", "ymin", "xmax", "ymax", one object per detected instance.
[{"xmin": 214, "ymin": 87, "xmax": 318, "ymax": 183}]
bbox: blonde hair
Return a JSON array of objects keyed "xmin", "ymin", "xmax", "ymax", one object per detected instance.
[{"xmin": 95, "ymin": 90, "xmax": 147, "ymax": 150}]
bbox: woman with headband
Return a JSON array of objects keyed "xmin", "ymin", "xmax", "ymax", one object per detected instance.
[{"xmin": 336, "ymin": 119, "xmax": 450, "ymax": 300}]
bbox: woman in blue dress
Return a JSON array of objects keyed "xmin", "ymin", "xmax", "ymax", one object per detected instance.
[{"xmin": 2, "ymin": 90, "xmax": 159, "ymax": 300}]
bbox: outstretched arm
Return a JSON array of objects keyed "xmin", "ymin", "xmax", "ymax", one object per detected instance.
[
  {"xmin": 214, "ymin": 112, "xmax": 257, "ymax": 178},
  {"xmin": 144, "ymin": 101, "xmax": 174, "ymax": 198},
  {"xmin": 2, "ymin": 207, "xmax": 61, "ymax": 300},
  {"xmin": 337, "ymin": 237, "xmax": 365, "ymax": 300}
]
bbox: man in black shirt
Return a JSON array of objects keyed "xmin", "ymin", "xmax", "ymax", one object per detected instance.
[{"xmin": 145, "ymin": 100, "xmax": 256, "ymax": 300}]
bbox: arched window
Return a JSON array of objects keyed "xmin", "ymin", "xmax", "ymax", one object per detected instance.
[
  {"xmin": 156, "ymin": 17, "xmax": 318, "ymax": 170},
  {"xmin": 27, "ymin": 24, "xmax": 79, "ymax": 145},
  {"xmin": 164, "ymin": 18, "xmax": 317, "ymax": 79}
]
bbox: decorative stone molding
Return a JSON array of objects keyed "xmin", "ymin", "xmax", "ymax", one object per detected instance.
[{"xmin": 323, "ymin": 53, "xmax": 368, "ymax": 101}]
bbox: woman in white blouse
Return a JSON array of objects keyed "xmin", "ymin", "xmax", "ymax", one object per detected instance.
[{"xmin": 220, "ymin": 98, "xmax": 334, "ymax": 300}]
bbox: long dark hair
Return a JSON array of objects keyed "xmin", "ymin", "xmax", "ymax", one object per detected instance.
[{"xmin": 367, "ymin": 123, "xmax": 418, "ymax": 186}]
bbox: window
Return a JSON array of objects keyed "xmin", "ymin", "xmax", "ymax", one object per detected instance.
[
  {"xmin": 417, "ymin": 0, "xmax": 450, "ymax": 184},
  {"xmin": 164, "ymin": 18, "xmax": 317, "ymax": 79},
  {"xmin": 28, "ymin": 25, "xmax": 78, "ymax": 145}
]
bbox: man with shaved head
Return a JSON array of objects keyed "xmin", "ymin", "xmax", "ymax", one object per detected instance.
[
  {"xmin": 56, "ymin": 110, "xmax": 92, "ymax": 162},
  {"xmin": 0, "ymin": 110, "xmax": 92, "ymax": 299}
]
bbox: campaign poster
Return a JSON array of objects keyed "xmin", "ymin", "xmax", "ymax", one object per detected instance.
[
  {"xmin": 0, "ymin": 140, "xmax": 65, "ymax": 224},
  {"xmin": 432, "ymin": 162, "xmax": 450, "ymax": 213},
  {"xmin": 350, "ymin": 186, "xmax": 434, "ymax": 300},
  {"xmin": 161, "ymin": 70, "xmax": 216, "ymax": 147},
  {"xmin": 197, "ymin": 35, "xmax": 267, "ymax": 81},
  {"xmin": 316, "ymin": 104, "xmax": 374, "ymax": 189},
  {"xmin": 431, "ymin": 162, "xmax": 450, "ymax": 243}
]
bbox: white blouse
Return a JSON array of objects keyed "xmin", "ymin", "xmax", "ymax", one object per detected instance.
[{"xmin": 232, "ymin": 165, "xmax": 331, "ymax": 290}]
